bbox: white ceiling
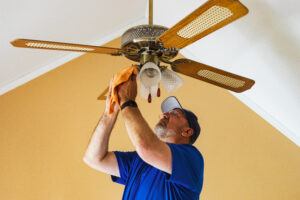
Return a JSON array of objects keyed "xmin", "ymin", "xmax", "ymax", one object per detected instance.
[{"xmin": 1, "ymin": 0, "xmax": 299, "ymax": 146}]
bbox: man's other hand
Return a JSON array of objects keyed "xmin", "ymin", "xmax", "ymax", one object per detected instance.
[{"xmin": 118, "ymin": 74, "xmax": 137, "ymax": 105}]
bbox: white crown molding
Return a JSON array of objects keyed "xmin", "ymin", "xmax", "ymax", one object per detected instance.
[{"xmin": 0, "ymin": 16, "xmax": 147, "ymax": 96}]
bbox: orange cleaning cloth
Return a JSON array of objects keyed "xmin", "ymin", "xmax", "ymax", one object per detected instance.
[{"xmin": 109, "ymin": 66, "xmax": 138, "ymax": 114}]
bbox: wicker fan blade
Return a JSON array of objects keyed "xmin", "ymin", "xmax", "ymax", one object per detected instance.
[
  {"xmin": 97, "ymin": 87, "xmax": 109, "ymax": 100},
  {"xmin": 157, "ymin": 0, "xmax": 248, "ymax": 49},
  {"xmin": 11, "ymin": 39, "xmax": 122, "ymax": 55},
  {"xmin": 172, "ymin": 59, "xmax": 254, "ymax": 93}
]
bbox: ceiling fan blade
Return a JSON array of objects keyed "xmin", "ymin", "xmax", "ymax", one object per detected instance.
[
  {"xmin": 11, "ymin": 39, "xmax": 122, "ymax": 55},
  {"xmin": 172, "ymin": 59, "xmax": 254, "ymax": 93},
  {"xmin": 97, "ymin": 87, "xmax": 109, "ymax": 100},
  {"xmin": 157, "ymin": 0, "xmax": 248, "ymax": 49}
]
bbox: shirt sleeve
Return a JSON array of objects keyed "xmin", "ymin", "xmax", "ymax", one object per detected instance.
[
  {"xmin": 166, "ymin": 143, "xmax": 204, "ymax": 192},
  {"xmin": 111, "ymin": 151, "xmax": 137, "ymax": 185}
]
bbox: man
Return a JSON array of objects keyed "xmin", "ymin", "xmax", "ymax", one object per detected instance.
[{"xmin": 83, "ymin": 75, "xmax": 204, "ymax": 199}]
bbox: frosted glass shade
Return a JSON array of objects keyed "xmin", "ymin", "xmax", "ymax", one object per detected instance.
[
  {"xmin": 139, "ymin": 83, "xmax": 158, "ymax": 99},
  {"xmin": 138, "ymin": 62, "xmax": 161, "ymax": 87},
  {"xmin": 161, "ymin": 68, "xmax": 184, "ymax": 93}
]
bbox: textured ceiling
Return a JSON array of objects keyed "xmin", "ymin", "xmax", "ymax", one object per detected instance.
[{"xmin": 1, "ymin": 0, "xmax": 299, "ymax": 146}]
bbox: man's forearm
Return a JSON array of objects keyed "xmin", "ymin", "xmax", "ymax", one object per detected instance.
[
  {"xmin": 121, "ymin": 107, "xmax": 160, "ymax": 151},
  {"xmin": 84, "ymin": 112, "xmax": 118, "ymax": 161}
]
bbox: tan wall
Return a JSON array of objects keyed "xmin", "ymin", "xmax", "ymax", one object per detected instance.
[{"xmin": 1, "ymin": 38, "xmax": 300, "ymax": 200}]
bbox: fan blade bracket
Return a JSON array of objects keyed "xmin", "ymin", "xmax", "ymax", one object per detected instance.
[
  {"xmin": 157, "ymin": 0, "xmax": 249, "ymax": 49},
  {"xmin": 171, "ymin": 59, "xmax": 191, "ymax": 72}
]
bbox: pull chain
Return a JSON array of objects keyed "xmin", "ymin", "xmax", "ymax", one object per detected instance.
[
  {"xmin": 157, "ymin": 83, "xmax": 161, "ymax": 97},
  {"xmin": 148, "ymin": 93, "xmax": 152, "ymax": 103},
  {"xmin": 148, "ymin": 88, "xmax": 152, "ymax": 103}
]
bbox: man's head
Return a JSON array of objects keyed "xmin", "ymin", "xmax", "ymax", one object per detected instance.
[{"xmin": 154, "ymin": 96, "xmax": 201, "ymax": 144}]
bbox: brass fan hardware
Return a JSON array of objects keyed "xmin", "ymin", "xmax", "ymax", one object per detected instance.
[
  {"xmin": 11, "ymin": 0, "xmax": 254, "ymax": 102},
  {"xmin": 149, "ymin": 0, "xmax": 153, "ymax": 25}
]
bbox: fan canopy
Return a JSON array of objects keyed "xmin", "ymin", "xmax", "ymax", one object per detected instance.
[{"xmin": 121, "ymin": 25, "xmax": 178, "ymax": 63}]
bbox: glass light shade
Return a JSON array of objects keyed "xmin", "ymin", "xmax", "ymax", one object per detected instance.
[
  {"xmin": 139, "ymin": 83, "xmax": 158, "ymax": 99},
  {"xmin": 161, "ymin": 68, "xmax": 184, "ymax": 93},
  {"xmin": 138, "ymin": 62, "xmax": 161, "ymax": 87},
  {"xmin": 137, "ymin": 62, "xmax": 161, "ymax": 100}
]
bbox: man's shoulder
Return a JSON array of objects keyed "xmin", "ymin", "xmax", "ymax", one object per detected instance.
[
  {"xmin": 114, "ymin": 150, "xmax": 139, "ymax": 160},
  {"xmin": 166, "ymin": 143, "xmax": 204, "ymax": 184},
  {"xmin": 166, "ymin": 142, "xmax": 199, "ymax": 151},
  {"xmin": 166, "ymin": 143, "xmax": 203, "ymax": 160}
]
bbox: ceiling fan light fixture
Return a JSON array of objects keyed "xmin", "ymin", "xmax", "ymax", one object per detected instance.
[
  {"xmin": 137, "ymin": 61, "xmax": 162, "ymax": 101},
  {"xmin": 197, "ymin": 69, "xmax": 245, "ymax": 88},
  {"xmin": 11, "ymin": 0, "xmax": 254, "ymax": 99},
  {"xmin": 161, "ymin": 68, "xmax": 184, "ymax": 93},
  {"xmin": 25, "ymin": 42, "xmax": 94, "ymax": 51},
  {"xmin": 138, "ymin": 62, "xmax": 161, "ymax": 87},
  {"xmin": 139, "ymin": 83, "xmax": 159, "ymax": 100},
  {"xmin": 177, "ymin": 6, "xmax": 233, "ymax": 39}
]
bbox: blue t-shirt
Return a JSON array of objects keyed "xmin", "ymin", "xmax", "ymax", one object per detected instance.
[{"xmin": 111, "ymin": 143, "xmax": 204, "ymax": 200}]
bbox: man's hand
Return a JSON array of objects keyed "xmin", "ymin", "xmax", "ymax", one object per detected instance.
[
  {"xmin": 104, "ymin": 76, "xmax": 120, "ymax": 115},
  {"xmin": 118, "ymin": 74, "xmax": 137, "ymax": 105}
]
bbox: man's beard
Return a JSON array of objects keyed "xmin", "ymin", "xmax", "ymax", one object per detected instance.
[{"xmin": 154, "ymin": 119, "xmax": 168, "ymax": 139}]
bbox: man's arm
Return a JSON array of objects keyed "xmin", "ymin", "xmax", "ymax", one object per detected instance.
[
  {"xmin": 118, "ymin": 76, "xmax": 172, "ymax": 174},
  {"xmin": 83, "ymin": 78, "xmax": 120, "ymax": 177}
]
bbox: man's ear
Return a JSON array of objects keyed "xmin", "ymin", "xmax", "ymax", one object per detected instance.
[{"xmin": 181, "ymin": 128, "xmax": 194, "ymax": 138}]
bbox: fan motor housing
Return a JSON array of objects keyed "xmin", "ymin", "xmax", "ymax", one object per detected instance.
[{"xmin": 121, "ymin": 25, "xmax": 178, "ymax": 63}]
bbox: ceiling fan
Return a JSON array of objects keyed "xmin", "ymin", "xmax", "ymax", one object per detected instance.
[{"xmin": 11, "ymin": 0, "xmax": 255, "ymax": 103}]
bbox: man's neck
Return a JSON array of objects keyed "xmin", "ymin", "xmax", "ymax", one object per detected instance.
[{"xmin": 161, "ymin": 137, "xmax": 190, "ymax": 145}]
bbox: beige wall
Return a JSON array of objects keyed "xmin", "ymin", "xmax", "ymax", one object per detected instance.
[{"xmin": 1, "ymin": 38, "xmax": 300, "ymax": 200}]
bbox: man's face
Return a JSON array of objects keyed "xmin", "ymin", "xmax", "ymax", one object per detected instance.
[{"xmin": 154, "ymin": 108, "xmax": 189, "ymax": 139}]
